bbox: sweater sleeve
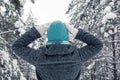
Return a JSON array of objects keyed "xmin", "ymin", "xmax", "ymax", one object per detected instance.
[
  {"xmin": 12, "ymin": 27, "xmax": 42, "ymax": 65},
  {"xmin": 75, "ymin": 28, "xmax": 103, "ymax": 63}
]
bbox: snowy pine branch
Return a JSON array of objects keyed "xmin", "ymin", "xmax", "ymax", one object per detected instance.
[{"xmin": 0, "ymin": 30, "xmax": 18, "ymax": 35}]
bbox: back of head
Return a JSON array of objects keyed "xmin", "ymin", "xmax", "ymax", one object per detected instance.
[{"xmin": 47, "ymin": 21, "xmax": 69, "ymax": 42}]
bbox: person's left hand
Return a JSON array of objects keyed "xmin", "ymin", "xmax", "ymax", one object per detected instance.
[
  {"xmin": 35, "ymin": 23, "xmax": 50, "ymax": 36},
  {"xmin": 64, "ymin": 23, "xmax": 78, "ymax": 39}
]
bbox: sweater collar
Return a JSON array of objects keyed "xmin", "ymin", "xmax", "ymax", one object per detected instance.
[{"xmin": 46, "ymin": 41, "xmax": 71, "ymax": 45}]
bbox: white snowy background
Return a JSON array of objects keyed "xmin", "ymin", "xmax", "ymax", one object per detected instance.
[{"xmin": 21, "ymin": 0, "xmax": 71, "ymax": 24}]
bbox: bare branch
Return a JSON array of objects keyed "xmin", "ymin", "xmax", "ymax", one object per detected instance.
[{"xmin": 0, "ymin": 29, "xmax": 18, "ymax": 35}]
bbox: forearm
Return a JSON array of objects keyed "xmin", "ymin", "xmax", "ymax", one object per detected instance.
[
  {"xmin": 75, "ymin": 28, "xmax": 103, "ymax": 62},
  {"xmin": 12, "ymin": 27, "xmax": 41, "ymax": 48},
  {"xmin": 12, "ymin": 27, "xmax": 41, "ymax": 64},
  {"xmin": 75, "ymin": 28, "xmax": 103, "ymax": 47}
]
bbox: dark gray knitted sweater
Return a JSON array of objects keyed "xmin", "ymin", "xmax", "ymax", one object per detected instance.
[{"xmin": 12, "ymin": 27, "xmax": 103, "ymax": 80}]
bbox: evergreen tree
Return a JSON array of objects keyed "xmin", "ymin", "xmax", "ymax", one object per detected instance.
[
  {"xmin": 67, "ymin": 0, "xmax": 120, "ymax": 80},
  {"xmin": 0, "ymin": 0, "xmax": 37, "ymax": 80}
]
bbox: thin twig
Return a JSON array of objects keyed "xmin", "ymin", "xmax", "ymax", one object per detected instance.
[{"xmin": 0, "ymin": 29, "xmax": 18, "ymax": 35}]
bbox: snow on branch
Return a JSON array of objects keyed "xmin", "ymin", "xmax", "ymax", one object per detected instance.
[
  {"xmin": 102, "ymin": 12, "xmax": 117, "ymax": 24},
  {"xmin": 0, "ymin": 30, "xmax": 18, "ymax": 35}
]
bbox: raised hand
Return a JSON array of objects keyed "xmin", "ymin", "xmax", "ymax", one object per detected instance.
[
  {"xmin": 35, "ymin": 23, "xmax": 50, "ymax": 36},
  {"xmin": 64, "ymin": 23, "xmax": 78, "ymax": 40}
]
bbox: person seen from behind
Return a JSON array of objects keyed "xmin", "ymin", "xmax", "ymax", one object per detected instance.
[{"xmin": 12, "ymin": 20, "xmax": 103, "ymax": 80}]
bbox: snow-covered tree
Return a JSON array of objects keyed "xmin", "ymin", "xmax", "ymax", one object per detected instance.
[
  {"xmin": 0, "ymin": 0, "xmax": 38, "ymax": 80},
  {"xmin": 67, "ymin": 0, "xmax": 120, "ymax": 80},
  {"xmin": 0, "ymin": 50, "xmax": 26, "ymax": 80}
]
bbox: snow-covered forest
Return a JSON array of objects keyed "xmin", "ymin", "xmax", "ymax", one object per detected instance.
[{"xmin": 0, "ymin": 0, "xmax": 120, "ymax": 80}]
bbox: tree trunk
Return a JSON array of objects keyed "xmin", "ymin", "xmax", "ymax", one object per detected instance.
[{"xmin": 112, "ymin": 34, "xmax": 117, "ymax": 80}]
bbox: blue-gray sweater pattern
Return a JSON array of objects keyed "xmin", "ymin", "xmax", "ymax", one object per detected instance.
[{"xmin": 12, "ymin": 27, "xmax": 103, "ymax": 80}]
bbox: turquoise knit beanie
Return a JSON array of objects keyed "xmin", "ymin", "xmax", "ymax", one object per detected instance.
[{"xmin": 47, "ymin": 21, "xmax": 69, "ymax": 41}]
